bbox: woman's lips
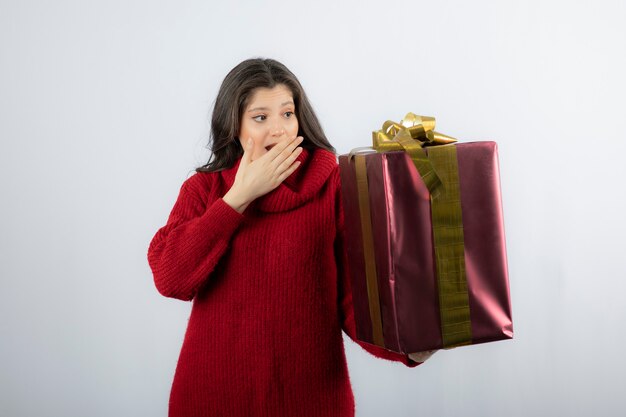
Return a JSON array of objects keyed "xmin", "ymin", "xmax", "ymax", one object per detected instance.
[{"xmin": 265, "ymin": 143, "xmax": 276, "ymax": 151}]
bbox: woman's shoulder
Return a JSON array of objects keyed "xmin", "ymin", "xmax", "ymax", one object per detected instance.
[{"xmin": 179, "ymin": 169, "xmax": 224, "ymax": 201}]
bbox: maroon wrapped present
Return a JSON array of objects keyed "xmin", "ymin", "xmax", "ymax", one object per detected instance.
[{"xmin": 338, "ymin": 113, "xmax": 513, "ymax": 354}]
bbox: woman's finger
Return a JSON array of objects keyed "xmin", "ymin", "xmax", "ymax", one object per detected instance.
[
  {"xmin": 277, "ymin": 145, "xmax": 303, "ymax": 175},
  {"xmin": 268, "ymin": 135, "xmax": 301, "ymax": 163},
  {"xmin": 277, "ymin": 160, "xmax": 301, "ymax": 182},
  {"xmin": 241, "ymin": 137, "xmax": 253, "ymax": 168}
]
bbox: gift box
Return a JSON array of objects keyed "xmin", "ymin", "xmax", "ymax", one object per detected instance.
[{"xmin": 338, "ymin": 113, "xmax": 513, "ymax": 354}]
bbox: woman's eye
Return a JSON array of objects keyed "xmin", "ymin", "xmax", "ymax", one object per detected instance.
[{"xmin": 252, "ymin": 112, "xmax": 294, "ymax": 122}]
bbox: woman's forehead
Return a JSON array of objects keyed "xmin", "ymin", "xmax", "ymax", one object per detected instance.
[{"xmin": 247, "ymin": 85, "xmax": 294, "ymax": 110}]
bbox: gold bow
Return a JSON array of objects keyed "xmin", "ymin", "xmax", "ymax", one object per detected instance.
[
  {"xmin": 372, "ymin": 113, "xmax": 457, "ymax": 198},
  {"xmin": 373, "ymin": 113, "xmax": 457, "ymax": 147}
]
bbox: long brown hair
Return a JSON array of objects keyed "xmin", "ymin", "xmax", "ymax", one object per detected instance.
[{"xmin": 195, "ymin": 57, "xmax": 336, "ymax": 173}]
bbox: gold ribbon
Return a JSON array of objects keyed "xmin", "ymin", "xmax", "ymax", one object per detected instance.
[
  {"xmin": 351, "ymin": 113, "xmax": 472, "ymax": 350},
  {"xmin": 354, "ymin": 156, "xmax": 385, "ymax": 347}
]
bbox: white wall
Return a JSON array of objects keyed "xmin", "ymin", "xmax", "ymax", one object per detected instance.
[{"xmin": 1, "ymin": 0, "xmax": 625, "ymax": 416}]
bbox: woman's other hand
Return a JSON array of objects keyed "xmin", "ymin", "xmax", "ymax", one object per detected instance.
[{"xmin": 408, "ymin": 349, "xmax": 439, "ymax": 363}]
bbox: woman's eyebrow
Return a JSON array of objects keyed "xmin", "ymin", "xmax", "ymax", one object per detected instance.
[{"xmin": 247, "ymin": 101, "xmax": 294, "ymax": 112}]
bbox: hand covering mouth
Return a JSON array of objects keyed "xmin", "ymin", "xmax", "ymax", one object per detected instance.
[{"xmin": 265, "ymin": 143, "xmax": 277, "ymax": 151}]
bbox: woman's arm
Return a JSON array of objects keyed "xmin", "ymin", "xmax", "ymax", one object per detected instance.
[{"xmin": 147, "ymin": 176, "xmax": 246, "ymax": 301}]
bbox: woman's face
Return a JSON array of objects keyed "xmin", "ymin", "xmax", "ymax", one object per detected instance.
[{"xmin": 238, "ymin": 84, "xmax": 299, "ymax": 162}]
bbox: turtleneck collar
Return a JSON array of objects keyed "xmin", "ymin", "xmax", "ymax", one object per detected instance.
[{"xmin": 220, "ymin": 146, "xmax": 338, "ymax": 213}]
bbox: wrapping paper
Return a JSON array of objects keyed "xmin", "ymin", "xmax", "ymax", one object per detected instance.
[{"xmin": 338, "ymin": 141, "xmax": 513, "ymax": 353}]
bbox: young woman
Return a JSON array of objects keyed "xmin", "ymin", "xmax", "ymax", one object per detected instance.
[{"xmin": 147, "ymin": 57, "xmax": 428, "ymax": 417}]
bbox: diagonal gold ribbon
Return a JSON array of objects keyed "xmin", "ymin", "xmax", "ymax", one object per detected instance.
[{"xmin": 351, "ymin": 113, "xmax": 472, "ymax": 350}]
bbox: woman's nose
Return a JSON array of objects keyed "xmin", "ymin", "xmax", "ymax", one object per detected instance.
[{"xmin": 271, "ymin": 126, "xmax": 286, "ymax": 137}]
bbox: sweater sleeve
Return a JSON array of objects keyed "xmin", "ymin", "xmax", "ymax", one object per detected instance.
[
  {"xmin": 147, "ymin": 175, "xmax": 246, "ymax": 301},
  {"xmin": 334, "ymin": 170, "xmax": 422, "ymax": 368}
]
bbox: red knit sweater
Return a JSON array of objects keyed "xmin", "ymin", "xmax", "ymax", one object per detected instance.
[{"xmin": 147, "ymin": 146, "xmax": 421, "ymax": 417}]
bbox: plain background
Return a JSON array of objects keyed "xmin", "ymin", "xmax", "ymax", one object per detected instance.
[{"xmin": 2, "ymin": 0, "xmax": 625, "ymax": 416}]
